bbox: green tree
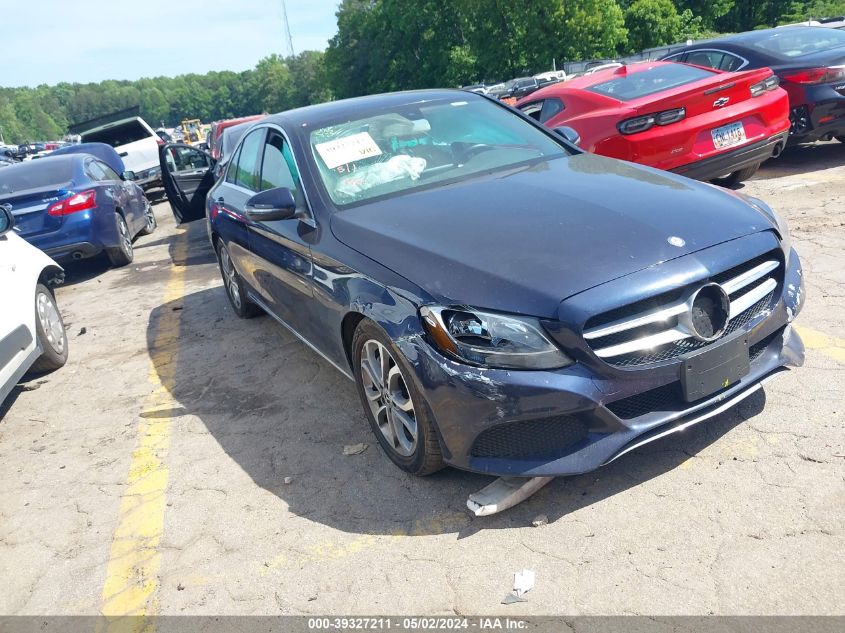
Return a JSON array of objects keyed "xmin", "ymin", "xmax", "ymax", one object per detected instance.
[
  {"xmin": 287, "ymin": 51, "xmax": 332, "ymax": 108},
  {"xmin": 625, "ymin": 0, "xmax": 683, "ymax": 51},
  {"xmin": 778, "ymin": 0, "xmax": 845, "ymax": 22},
  {"xmin": 559, "ymin": 0, "xmax": 628, "ymax": 61},
  {"xmin": 674, "ymin": 0, "xmax": 734, "ymax": 30}
]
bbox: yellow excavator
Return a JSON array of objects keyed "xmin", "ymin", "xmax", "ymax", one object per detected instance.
[{"xmin": 180, "ymin": 119, "xmax": 203, "ymax": 144}]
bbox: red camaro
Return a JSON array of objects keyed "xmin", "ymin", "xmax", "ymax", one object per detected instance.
[{"xmin": 517, "ymin": 61, "xmax": 790, "ymax": 184}]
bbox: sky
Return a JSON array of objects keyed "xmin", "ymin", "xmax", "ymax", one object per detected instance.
[{"xmin": 0, "ymin": 0, "xmax": 341, "ymax": 87}]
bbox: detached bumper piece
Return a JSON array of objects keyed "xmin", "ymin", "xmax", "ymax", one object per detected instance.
[
  {"xmin": 670, "ymin": 131, "xmax": 788, "ymax": 181},
  {"xmin": 467, "ymin": 476, "xmax": 553, "ymax": 516}
]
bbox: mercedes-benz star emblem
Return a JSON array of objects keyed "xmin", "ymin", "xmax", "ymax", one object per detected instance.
[
  {"xmin": 681, "ymin": 283, "xmax": 731, "ymax": 342},
  {"xmin": 667, "ymin": 236, "xmax": 685, "ymax": 247}
]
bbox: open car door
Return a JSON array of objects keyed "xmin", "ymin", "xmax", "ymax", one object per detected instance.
[{"xmin": 159, "ymin": 143, "xmax": 216, "ymax": 223}]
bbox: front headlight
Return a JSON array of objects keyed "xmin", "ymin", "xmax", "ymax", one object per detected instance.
[
  {"xmin": 746, "ymin": 196, "xmax": 791, "ymax": 262},
  {"xmin": 420, "ymin": 306, "xmax": 573, "ymax": 370}
]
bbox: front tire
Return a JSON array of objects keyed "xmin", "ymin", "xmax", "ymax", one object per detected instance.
[
  {"xmin": 216, "ymin": 241, "xmax": 262, "ymax": 318},
  {"xmin": 352, "ymin": 319, "xmax": 444, "ymax": 476},
  {"xmin": 711, "ymin": 162, "xmax": 760, "ymax": 187},
  {"xmin": 106, "ymin": 214, "xmax": 134, "ymax": 267},
  {"xmin": 29, "ymin": 284, "xmax": 68, "ymax": 374}
]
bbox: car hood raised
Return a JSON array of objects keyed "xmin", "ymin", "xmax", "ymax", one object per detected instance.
[{"xmin": 330, "ymin": 153, "xmax": 775, "ymax": 318}]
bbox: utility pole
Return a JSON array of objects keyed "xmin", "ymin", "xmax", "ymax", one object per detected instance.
[{"xmin": 281, "ymin": 0, "xmax": 295, "ymax": 58}]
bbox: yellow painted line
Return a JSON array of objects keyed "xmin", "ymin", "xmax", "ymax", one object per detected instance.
[
  {"xmin": 257, "ymin": 512, "xmax": 470, "ymax": 575},
  {"xmin": 794, "ymin": 324, "xmax": 845, "ymax": 364},
  {"xmin": 97, "ymin": 234, "xmax": 187, "ymax": 632}
]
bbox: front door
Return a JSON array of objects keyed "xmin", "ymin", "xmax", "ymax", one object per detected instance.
[
  {"xmin": 159, "ymin": 143, "xmax": 215, "ymax": 223},
  {"xmin": 244, "ymin": 128, "xmax": 315, "ymax": 335}
]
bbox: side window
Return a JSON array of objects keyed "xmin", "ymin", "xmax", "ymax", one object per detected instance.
[
  {"xmin": 164, "ymin": 146, "xmax": 210, "ymax": 174},
  {"xmin": 96, "ymin": 160, "xmax": 121, "ymax": 181},
  {"xmin": 662, "ymin": 53, "xmax": 684, "ymax": 63},
  {"xmin": 234, "ymin": 129, "xmax": 265, "ymax": 192},
  {"xmin": 719, "ymin": 54, "xmax": 745, "ymax": 71},
  {"xmin": 259, "ymin": 132, "xmax": 305, "ymax": 208},
  {"xmin": 686, "ymin": 50, "xmax": 723, "ymax": 70},
  {"xmin": 539, "ymin": 98, "xmax": 564, "ymax": 123},
  {"xmin": 225, "ymin": 144, "xmax": 242, "ymax": 184},
  {"xmin": 85, "ymin": 160, "xmax": 107, "ymax": 181},
  {"xmin": 519, "ymin": 102, "xmax": 543, "ymax": 121}
]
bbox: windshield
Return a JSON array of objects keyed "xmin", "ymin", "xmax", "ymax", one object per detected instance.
[
  {"xmin": 81, "ymin": 120, "xmax": 153, "ymax": 147},
  {"xmin": 308, "ymin": 97, "xmax": 568, "ymax": 206},
  {"xmin": 587, "ymin": 63, "xmax": 716, "ymax": 100},
  {"xmin": 750, "ymin": 27, "xmax": 845, "ymax": 58},
  {"xmin": 0, "ymin": 158, "xmax": 75, "ymax": 194}
]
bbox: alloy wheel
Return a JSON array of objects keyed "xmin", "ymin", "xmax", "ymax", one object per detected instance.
[
  {"xmin": 360, "ymin": 339, "xmax": 418, "ymax": 457},
  {"xmin": 36, "ymin": 290, "xmax": 65, "ymax": 355},
  {"xmin": 144, "ymin": 202, "xmax": 156, "ymax": 232},
  {"xmin": 118, "ymin": 216, "xmax": 133, "ymax": 257},
  {"xmin": 218, "ymin": 246, "xmax": 242, "ymax": 310}
]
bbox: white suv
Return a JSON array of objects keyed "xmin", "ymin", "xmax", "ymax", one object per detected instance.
[
  {"xmin": 0, "ymin": 204, "xmax": 68, "ymax": 405},
  {"xmin": 77, "ymin": 113, "xmax": 162, "ymax": 191}
]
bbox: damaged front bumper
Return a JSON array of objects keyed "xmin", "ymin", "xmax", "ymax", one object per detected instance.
[{"xmin": 395, "ymin": 249, "xmax": 806, "ymax": 478}]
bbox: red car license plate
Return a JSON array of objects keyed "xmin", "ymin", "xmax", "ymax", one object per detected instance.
[{"xmin": 711, "ymin": 122, "xmax": 746, "ymax": 149}]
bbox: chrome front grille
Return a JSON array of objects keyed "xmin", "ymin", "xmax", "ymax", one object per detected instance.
[{"xmin": 584, "ymin": 253, "xmax": 781, "ymax": 368}]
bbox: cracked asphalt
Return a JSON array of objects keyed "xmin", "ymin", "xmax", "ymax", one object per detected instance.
[{"xmin": 0, "ymin": 142, "xmax": 842, "ymax": 616}]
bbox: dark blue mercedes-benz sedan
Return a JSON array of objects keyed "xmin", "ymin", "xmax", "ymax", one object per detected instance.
[{"xmin": 160, "ymin": 90, "xmax": 805, "ymax": 477}]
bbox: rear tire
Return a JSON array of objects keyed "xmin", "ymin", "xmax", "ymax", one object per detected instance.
[
  {"xmin": 137, "ymin": 199, "xmax": 157, "ymax": 236},
  {"xmin": 352, "ymin": 319, "xmax": 444, "ymax": 476},
  {"xmin": 711, "ymin": 163, "xmax": 760, "ymax": 187},
  {"xmin": 29, "ymin": 284, "xmax": 68, "ymax": 374},
  {"xmin": 216, "ymin": 241, "xmax": 262, "ymax": 318},
  {"xmin": 106, "ymin": 214, "xmax": 134, "ymax": 267}
]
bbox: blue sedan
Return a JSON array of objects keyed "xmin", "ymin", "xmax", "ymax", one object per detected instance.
[
  {"xmin": 161, "ymin": 90, "xmax": 804, "ymax": 478},
  {"xmin": 0, "ymin": 153, "xmax": 156, "ymax": 266}
]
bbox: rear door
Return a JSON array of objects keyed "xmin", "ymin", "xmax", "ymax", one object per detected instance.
[{"xmin": 159, "ymin": 144, "xmax": 215, "ymax": 223}]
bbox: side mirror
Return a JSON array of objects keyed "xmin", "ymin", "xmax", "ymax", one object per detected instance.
[
  {"xmin": 0, "ymin": 204, "xmax": 14, "ymax": 236},
  {"xmin": 122, "ymin": 170, "xmax": 136, "ymax": 181},
  {"xmin": 555, "ymin": 126, "xmax": 581, "ymax": 146},
  {"xmin": 245, "ymin": 187, "xmax": 297, "ymax": 221}
]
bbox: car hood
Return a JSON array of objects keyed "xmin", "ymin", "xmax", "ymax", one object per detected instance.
[{"xmin": 330, "ymin": 153, "xmax": 776, "ymax": 318}]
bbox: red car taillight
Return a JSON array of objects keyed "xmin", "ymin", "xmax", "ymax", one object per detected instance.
[
  {"xmin": 780, "ymin": 66, "xmax": 845, "ymax": 85},
  {"xmin": 618, "ymin": 107, "xmax": 686, "ymax": 135},
  {"xmin": 47, "ymin": 190, "xmax": 97, "ymax": 216},
  {"xmin": 750, "ymin": 74, "xmax": 780, "ymax": 97}
]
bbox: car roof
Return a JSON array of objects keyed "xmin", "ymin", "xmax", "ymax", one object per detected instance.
[
  {"xmin": 702, "ymin": 25, "xmax": 817, "ymax": 45},
  {"xmin": 677, "ymin": 25, "xmax": 834, "ymax": 53},
  {"xmin": 263, "ymin": 89, "xmax": 480, "ymax": 128}
]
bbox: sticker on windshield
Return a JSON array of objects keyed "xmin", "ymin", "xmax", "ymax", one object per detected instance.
[{"xmin": 315, "ymin": 132, "xmax": 383, "ymax": 170}]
